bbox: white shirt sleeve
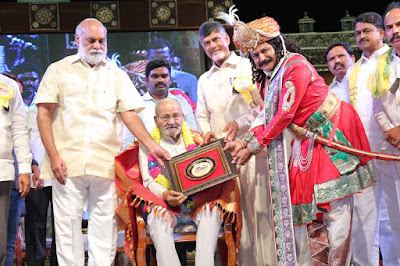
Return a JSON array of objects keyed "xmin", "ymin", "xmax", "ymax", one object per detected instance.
[
  {"xmin": 373, "ymin": 95, "xmax": 396, "ymax": 130},
  {"xmin": 116, "ymin": 70, "xmax": 145, "ymax": 113},
  {"xmin": 235, "ymin": 104, "xmax": 262, "ymax": 132},
  {"xmin": 195, "ymin": 78, "xmax": 212, "ymax": 135},
  {"xmin": 35, "ymin": 63, "xmax": 60, "ymax": 105},
  {"xmin": 10, "ymin": 84, "xmax": 33, "ymax": 174}
]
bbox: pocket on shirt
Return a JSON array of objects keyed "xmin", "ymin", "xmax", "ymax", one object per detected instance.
[{"xmin": 99, "ymin": 88, "xmax": 117, "ymax": 112}]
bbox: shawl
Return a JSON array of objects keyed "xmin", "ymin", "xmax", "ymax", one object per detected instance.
[
  {"xmin": 348, "ymin": 58, "xmax": 362, "ymax": 107},
  {"xmin": 115, "ymin": 136, "xmax": 242, "ymax": 265},
  {"xmin": 373, "ymin": 47, "xmax": 394, "ymax": 98}
]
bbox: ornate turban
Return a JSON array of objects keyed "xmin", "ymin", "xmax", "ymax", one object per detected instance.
[{"xmin": 218, "ymin": 6, "xmax": 280, "ymax": 53}]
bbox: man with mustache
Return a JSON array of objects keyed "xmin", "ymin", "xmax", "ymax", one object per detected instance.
[
  {"xmin": 122, "ymin": 58, "xmax": 197, "ymax": 150},
  {"xmin": 147, "ymin": 39, "xmax": 198, "ymax": 103},
  {"xmin": 196, "ymin": 21, "xmax": 273, "ymax": 265},
  {"xmin": 346, "ymin": 12, "xmax": 395, "ymax": 265},
  {"xmin": 11, "ymin": 63, "xmax": 41, "ymax": 110},
  {"xmin": 35, "ymin": 18, "xmax": 170, "ymax": 265},
  {"xmin": 371, "ymin": 2, "xmax": 400, "ymax": 264},
  {"xmin": 220, "ymin": 8, "xmax": 375, "ymax": 265},
  {"xmin": 137, "ymin": 98, "xmax": 240, "ymax": 266},
  {"xmin": 325, "ymin": 42, "xmax": 355, "ymax": 102}
]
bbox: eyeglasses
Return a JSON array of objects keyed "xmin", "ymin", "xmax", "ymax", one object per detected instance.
[{"xmin": 159, "ymin": 113, "xmax": 182, "ymax": 122}]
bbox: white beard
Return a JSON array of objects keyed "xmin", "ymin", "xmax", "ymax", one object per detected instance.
[
  {"xmin": 211, "ymin": 51, "xmax": 226, "ymax": 64},
  {"xmin": 78, "ymin": 44, "xmax": 106, "ymax": 66},
  {"xmin": 160, "ymin": 124, "xmax": 182, "ymax": 140}
]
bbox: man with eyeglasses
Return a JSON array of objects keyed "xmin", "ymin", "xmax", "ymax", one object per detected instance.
[
  {"xmin": 135, "ymin": 98, "xmax": 240, "ymax": 266},
  {"xmin": 122, "ymin": 58, "xmax": 197, "ymax": 150}
]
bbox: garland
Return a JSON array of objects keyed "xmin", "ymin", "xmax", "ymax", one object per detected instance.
[
  {"xmin": 0, "ymin": 82, "xmax": 14, "ymax": 109},
  {"xmin": 373, "ymin": 47, "xmax": 393, "ymax": 98},
  {"xmin": 148, "ymin": 121, "xmax": 197, "ymax": 189}
]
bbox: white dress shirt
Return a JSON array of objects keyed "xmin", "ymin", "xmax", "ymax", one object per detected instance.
[
  {"xmin": 122, "ymin": 91, "xmax": 198, "ymax": 150},
  {"xmin": 346, "ymin": 44, "xmax": 390, "ymax": 152},
  {"xmin": 35, "ymin": 54, "xmax": 145, "ymax": 179},
  {"xmin": 374, "ymin": 48, "xmax": 400, "ymax": 151},
  {"xmin": 196, "ymin": 52, "xmax": 260, "ymax": 139},
  {"xmin": 139, "ymin": 133, "xmax": 186, "ymax": 198},
  {"xmin": 329, "ymin": 76, "xmax": 350, "ymax": 103},
  {"xmin": 0, "ymin": 74, "xmax": 32, "ymax": 181}
]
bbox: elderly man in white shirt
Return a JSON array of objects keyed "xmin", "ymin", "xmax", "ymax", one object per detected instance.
[
  {"xmin": 196, "ymin": 21, "xmax": 276, "ymax": 266},
  {"xmin": 345, "ymin": 12, "xmax": 396, "ymax": 266},
  {"xmin": 372, "ymin": 4, "xmax": 400, "ymax": 264},
  {"xmin": 122, "ymin": 58, "xmax": 197, "ymax": 150},
  {"xmin": 36, "ymin": 18, "xmax": 170, "ymax": 266},
  {"xmin": 325, "ymin": 42, "xmax": 355, "ymax": 102},
  {"xmin": 0, "ymin": 73, "xmax": 32, "ymax": 265},
  {"xmin": 139, "ymin": 98, "xmax": 223, "ymax": 266}
]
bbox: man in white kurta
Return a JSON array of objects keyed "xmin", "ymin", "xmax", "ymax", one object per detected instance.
[
  {"xmin": 122, "ymin": 59, "xmax": 197, "ymax": 150},
  {"xmin": 35, "ymin": 18, "xmax": 169, "ymax": 266},
  {"xmin": 372, "ymin": 5, "xmax": 400, "ymax": 264},
  {"xmin": 0, "ymin": 73, "xmax": 32, "ymax": 265},
  {"xmin": 138, "ymin": 98, "xmax": 222, "ymax": 266},
  {"xmin": 346, "ymin": 12, "xmax": 395, "ymax": 265},
  {"xmin": 196, "ymin": 21, "xmax": 275, "ymax": 266},
  {"xmin": 325, "ymin": 42, "xmax": 355, "ymax": 103}
]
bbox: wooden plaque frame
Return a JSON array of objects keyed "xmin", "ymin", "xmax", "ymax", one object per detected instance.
[{"xmin": 164, "ymin": 139, "xmax": 238, "ymax": 196}]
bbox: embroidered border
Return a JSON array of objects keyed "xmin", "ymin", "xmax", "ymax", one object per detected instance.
[
  {"xmin": 291, "ymin": 160, "xmax": 376, "ymax": 225},
  {"xmin": 240, "ymin": 131, "xmax": 254, "ymax": 142},
  {"xmin": 268, "ymin": 135, "xmax": 296, "ymax": 265},
  {"xmin": 282, "ymin": 81, "xmax": 296, "ymax": 112},
  {"xmin": 247, "ymin": 137, "xmax": 264, "ymax": 155},
  {"xmin": 316, "ymin": 90, "xmax": 340, "ymax": 121}
]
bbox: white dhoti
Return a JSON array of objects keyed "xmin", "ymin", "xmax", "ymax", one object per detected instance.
[
  {"xmin": 295, "ymin": 196, "xmax": 353, "ymax": 266},
  {"xmin": 351, "ymin": 160, "xmax": 382, "ymax": 266},
  {"xmin": 52, "ymin": 175, "xmax": 118, "ymax": 266},
  {"xmin": 352, "ymin": 157, "xmax": 400, "ymax": 266},
  {"xmin": 237, "ymin": 152, "xmax": 276, "ymax": 266},
  {"xmin": 147, "ymin": 203, "xmax": 222, "ymax": 266},
  {"xmin": 379, "ymin": 147, "xmax": 400, "ymax": 265}
]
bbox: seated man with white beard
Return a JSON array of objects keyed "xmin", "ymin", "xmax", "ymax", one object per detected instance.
[{"xmin": 138, "ymin": 98, "xmax": 240, "ymax": 266}]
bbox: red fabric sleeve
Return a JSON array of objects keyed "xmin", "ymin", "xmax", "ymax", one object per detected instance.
[{"xmin": 256, "ymin": 57, "xmax": 313, "ymax": 147}]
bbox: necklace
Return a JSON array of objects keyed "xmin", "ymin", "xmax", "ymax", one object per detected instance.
[{"xmin": 148, "ymin": 121, "xmax": 197, "ymax": 189}]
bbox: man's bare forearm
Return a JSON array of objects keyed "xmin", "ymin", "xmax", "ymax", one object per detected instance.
[
  {"xmin": 37, "ymin": 103, "xmax": 59, "ymax": 158},
  {"xmin": 120, "ymin": 110, "xmax": 157, "ymax": 149}
]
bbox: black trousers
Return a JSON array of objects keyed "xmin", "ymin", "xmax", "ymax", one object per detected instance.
[{"xmin": 25, "ymin": 186, "xmax": 58, "ymax": 266}]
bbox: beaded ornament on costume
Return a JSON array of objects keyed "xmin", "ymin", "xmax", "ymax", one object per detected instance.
[{"xmin": 148, "ymin": 121, "xmax": 197, "ymax": 190}]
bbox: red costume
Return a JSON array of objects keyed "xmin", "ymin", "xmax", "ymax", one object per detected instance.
[
  {"xmin": 245, "ymin": 53, "xmax": 375, "ymax": 224},
  {"xmin": 219, "ymin": 6, "xmax": 376, "ymax": 265}
]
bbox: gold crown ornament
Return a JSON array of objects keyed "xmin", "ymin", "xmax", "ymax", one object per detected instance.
[{"xmin": 217, "ymin": 5, "xmax": 280, "ymax": 53}]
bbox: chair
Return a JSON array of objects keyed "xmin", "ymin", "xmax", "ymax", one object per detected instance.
[
  {"xmin": 135, "ymin": 207, "xmax": 237, "ymax": 266},
  {"xmin": 115, "ymin": 142, "xmax": 241, "ymax": 266}
]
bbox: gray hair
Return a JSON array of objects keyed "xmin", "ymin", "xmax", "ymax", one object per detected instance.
[{"xmin": 198, "ymin": 21, "xmax": 227, "ymax": 40}]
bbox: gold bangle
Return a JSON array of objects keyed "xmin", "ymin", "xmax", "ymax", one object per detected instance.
[{"xmin": 238, "ymin": 138, "xmax": 247, "ymax": 149}]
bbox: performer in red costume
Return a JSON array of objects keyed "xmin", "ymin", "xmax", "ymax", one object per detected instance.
[{"xmin": 220, "ymin": 6, "xmax": 376, "ymax": 266}]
